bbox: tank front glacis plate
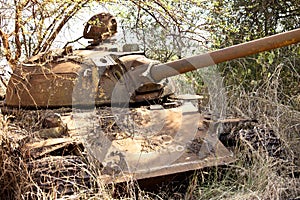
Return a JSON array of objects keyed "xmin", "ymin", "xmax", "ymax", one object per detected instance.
[{"xmin": 62, "ymin": 103, "xmax": 235, "ymax": 183}]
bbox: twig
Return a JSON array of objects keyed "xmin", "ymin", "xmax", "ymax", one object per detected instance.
[
  {"xmin": 63, "ymin": 36, "xmax": 83, "ymax": 49},
  {"xmin": 0, "ymin": 76, "xmax": 7, "ymax": 88}
]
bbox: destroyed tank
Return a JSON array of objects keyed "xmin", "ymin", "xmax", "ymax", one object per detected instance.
[
  {"xmin": 5, "ymin": 13, "xmax": 176, "ymax": 108},
  {"xmin": 3, "ymin": 12, "xmax": 300, "ymax": 185}
]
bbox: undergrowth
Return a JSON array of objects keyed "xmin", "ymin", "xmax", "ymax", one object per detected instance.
[
  {"xmin": 186, "ymin": 61, "xmax": 300, "ymax": 200},
  {"xmin": 0, "ymin": 60, "xmax": 299, "ymax": 199}
]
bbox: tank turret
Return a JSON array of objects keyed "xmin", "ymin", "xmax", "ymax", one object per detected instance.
[{"xmin": 5, "ymin": 19, "xmax": 300, "ymax": 108}]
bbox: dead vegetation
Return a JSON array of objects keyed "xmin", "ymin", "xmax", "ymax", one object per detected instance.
[
  {"xmin": 0, "ymin": 63, "xmax": 300, "ymax": 199},
  {"xmin": 1, "ymin": 94, "xmax": 299, "ymax": 200},
  {"xmin": 187, "ymin": 62, "xmax": 300, "ymax": 199},
  {"xmin": 0, "ymin": 121, "xmax": 29, "ymax": 200},
  {"xmin": 0, "ymin": 110, "xmax": 112, "ymax": 199},
  {"xmin": 1, "ymin": 96, "xmax": 300, "ymax": 200}
]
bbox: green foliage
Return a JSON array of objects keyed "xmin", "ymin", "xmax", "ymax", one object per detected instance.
[
  {"xmin": 111, "ymin": 1, "xmax": 211, "ymax": 62},
  {"xmin": 207, "ymin": 0, "xmax": 300, "ymax": 108}
]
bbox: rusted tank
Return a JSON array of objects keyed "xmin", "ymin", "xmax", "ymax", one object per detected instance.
[
  {"xmin": 3, "ymin": 12, "xmax": 300, "ymax": 186},
  {"xmin": 5, "ymin": 27, "xmax": 300, "ymax": 108}
]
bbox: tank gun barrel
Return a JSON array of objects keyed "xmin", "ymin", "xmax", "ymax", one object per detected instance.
[{"xmin": 147, "ymin": 28, "xmax": 300, "ymax": 82}]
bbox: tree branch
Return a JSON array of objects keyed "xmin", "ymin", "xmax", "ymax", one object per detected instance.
[
  {"xmin": 154, "ymin": 0, "xmax": 179, "ymax": 26},
  {"xmin": 14, "ymin": 0, "xmax": 22, "ymax": 61},
  {"xmin": 33, "ymin": 2, "xmax": 72, "ymax": 55},
  {"xmin": 131, "ymin": 0, "xmax": 166, "ymax": 29},
  {"xmin": 0, "ymin": 29, "xmax": 16, "ymax": 69},
  {"xmin": 38, "ymin": 0, "xmax": 90, "ymax": 53}
]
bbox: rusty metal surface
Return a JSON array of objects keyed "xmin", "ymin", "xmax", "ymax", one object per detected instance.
[
  {"xmin": 62, "ymin": 104, "xmax": 235, "ymax": 184},
  {"xmin": 109, "ymin": 137, "xmax": 234, "ymax": 184},
  {"xmin": 1, "ymin": 104, "xmax": 241, "ymax": 185},
  {"xmin": 6, "ymin": 72, "xmax": 77, "ymax": 108},
  {"xmin": 150, "ymin": 28, "xmax": 300, "ymax": 82},
  {"xmin": 5, "ymin": 53, "xmax": 172, "ymax": 108}
]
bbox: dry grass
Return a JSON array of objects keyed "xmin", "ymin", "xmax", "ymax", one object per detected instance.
[
  {"xmin": 0, "ymin": 115, "xmax": 30, "ymax": 199},
  {"xmin": 0, "ymin": 112, "xmax": 114, "ymax": 200},
  {"xmin": 1, "ymin": 99, "xmax": 299, "ymax": 199},
  {"xmin": 187, "ymin": 62, "xmax": 300, "ymax": 200},
  {"xmin": 1, "ymin": 61, "xmax": 299, "ymax": 199}
]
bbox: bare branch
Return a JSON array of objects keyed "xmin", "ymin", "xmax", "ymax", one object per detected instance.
[
  {"xmin": 154, "ymin": 0, "xmax": 179, "ymax": 25},
  {"xmin": 33, "ymin": 2, "xmax": 72, "ymax": 55},
  {"xmin": 130, "ymin": 0, "xmax": 166, "ymax": 29},
  {"xmin": 38, "ymin": 0, "xmax": 90, "ymax": 53},
  {"xmin": 0, "ymin": 29, "xmax": 15, "ymax": 68},
  {"xmin": 14, "ymin": 0, "xmax": 22, "ymax": 61}
]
